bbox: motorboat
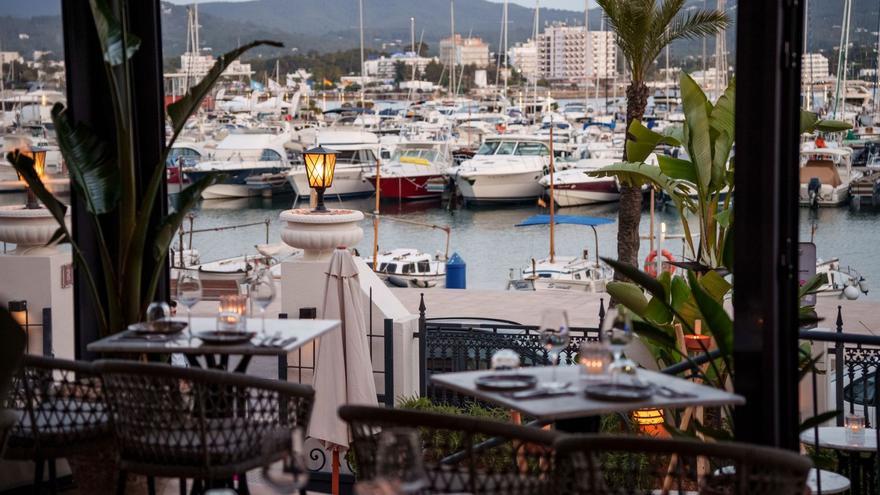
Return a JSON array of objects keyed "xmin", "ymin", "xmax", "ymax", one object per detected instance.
[
  {"xmin": 507, "ymin": 214, "xmax": 615, "ymax": 293},
  {"xmin": 288, "ymin": 129, "xmax": 378, "ymax": 200},
  {"xmin": 799, "ymin": 145, "xmax": 862, "ymax": 207},
  {"xmin": 540, "ymin": 158, "xmax": 620, "ymax": 207},
  {"xmin": 370, "ymin": 248, "xmax": 446, "ymax": 288},
  {"xmin": 451, "ymin": 135, "xmax": 556, "ymax": 204},
  {"xmin": 363, "ymin": 141, "xmax": 452, "ymax": 200},
  {"xmin": 815, "ymin": 258, "xmax": 869, "ymax": 300},
  {"xmin": 183, "ymin": 131, "xmax": 293, "ymax": 199},
  {"xmin": 171, "ymin": 242, "xmax": 302, "ymax": 284}
]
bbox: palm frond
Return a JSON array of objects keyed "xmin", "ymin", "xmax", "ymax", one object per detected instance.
[{"xmin": 663, "ymin": 10, "xmax": 730, "ymax": 45}]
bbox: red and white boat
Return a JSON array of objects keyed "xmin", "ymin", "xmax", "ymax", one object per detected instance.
[
  {"xmin": 364, "ymin": 141, "xmax": 452, "ymax": 200},
  {"xmin": 540, "ymin": 158, "xmax": 620, "ymax": 207}
]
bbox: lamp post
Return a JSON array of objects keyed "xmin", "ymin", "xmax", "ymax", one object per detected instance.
[{"xmin": 303, "ymin": 146, "xmax": 339, "ymax": 213}]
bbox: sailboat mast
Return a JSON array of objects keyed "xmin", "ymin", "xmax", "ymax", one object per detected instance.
[
  {"xmin": 450, "ymin": 0, "xmax": 456, "ymax": 97},
  {"xmin": 373, "ymin": 154, "xmax": 381, "ymax": 269},
  {"xmin": 833, "ymin": 0, "xmax": 852, "ymax": 118},
  {"xmin": 503, "ymin": 0, "xmax": 509, "ymax": 98},
  {"xmin": 584, "ymin": 0, "xmax": 589, "ymax": 111},
  {"xmin": 549, "ymin": 120, "xmax": 555, "ymax": 264},
  {"xmin": 875, "ymin": 5, "xmax": 880, "ymax": 116},
  {"xmin": 359, "ymin": 0, "xmax": 366, "ymax": 108},
  {"xmin": 805, "ymin": 0, "xmax": 812, "ymax": 109},
  {"xmin": 533, "ymin": 0, "xmax": 540, "ymax": 120}
]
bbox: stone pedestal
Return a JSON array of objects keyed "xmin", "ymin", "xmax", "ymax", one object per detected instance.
[
  {"xmin": 0, "ymin": 205, "xmax": 70, "ymax": 255},
  {"xmin": 279, "ymin": 208, "xmax": 365, "ymax": 261}
]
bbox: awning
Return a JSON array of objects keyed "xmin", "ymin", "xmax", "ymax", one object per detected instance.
[{"xmin": 515, "ymin": 214, "xmax": 615, "ymax": 228}]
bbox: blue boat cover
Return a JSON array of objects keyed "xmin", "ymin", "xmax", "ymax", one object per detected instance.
[{"xmin": 515, "ymin": 214, "xmax": 615, "ymax": 228}]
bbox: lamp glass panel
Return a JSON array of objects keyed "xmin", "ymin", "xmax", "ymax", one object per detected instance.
[
  {"xmin": 304, "ymin": 151, "xmax": 336, "ymax": 188},
  {"xmin": 20, "ymin": 150, "xmax": 47, "ymax": 178}
]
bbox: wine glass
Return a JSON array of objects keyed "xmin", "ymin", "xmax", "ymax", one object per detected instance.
[
  {"xmin": 375, "ymin": 428, "xmax": 429, "ymax": 494},
  {"xmin": 261, "ymin": 427, "xmax": 309, "ymax": 493},
  {"xmin": 177, "ymin": 271, "xmax": 202, "ymax": 332},
  {"xmin": 601, "ymin": 306, "xmax": 637, "ymax": 382},
  {"xmin": 249, "ymin": 268, "xmax": 276, "ymax": 334},
  {"xmin": 146, "ymin": 301, "xmax": 170, "ymax": 324},
  {"xmin": 539, "ymin": 309, "xmax": 571, "ymax": 391}
]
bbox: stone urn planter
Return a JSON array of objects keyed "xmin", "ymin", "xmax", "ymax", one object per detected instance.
[
  {"xmin": 0, "ymin": 205, "xmax": 70, "ymax": 255},
  {"xmin": 279, "ymin": 208, "xmax": 364, "ymax": 261}
]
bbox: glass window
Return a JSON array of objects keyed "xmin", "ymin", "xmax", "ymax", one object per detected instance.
[
  {"xmin": 402, "ymin": 263, "xmax": 413, "ymax": 274},
  {"xmin": 378, "ymin": 263, "xmax": 389, "ymax": 272},
  {"xmin": 260, "ymin": 149, "xmax": 282, "ymax": 161},
  {"xmin": 417, "ymin": 261, "xmax": 431, "ymax": 272},
  {"xmin": 515, "ymin": 142, "xmax": 549, "ymax": 156},
  {"xmin": 495, "ymin": 141, "xmax": 517, "ymax": 155},
  {"xmin": 476, "ymin": 141, "xmax": 500, "ymax": 155},
  {"xmin": 386, "ymin": 263, "xmax": 397, "ymax": 272}
]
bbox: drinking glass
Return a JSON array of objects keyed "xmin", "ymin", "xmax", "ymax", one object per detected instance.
[
  {"xmin": 177, "ymin": 271, "xmax": 202, "ymax": 331},
  {"xmin": 249, "ymin": 268, "xmax": 276, "ymax": 334},
  {"xmin": 146, "ymin": 301, "xmax": 171, "ymax": 324},
  {"xmin": 375, "ymin": 428, "xmax": 429, "ymax": 494},
  {"xmin": 539, "ymin": 309, "xmax": 570, "ymax": 390},
  {"xmin": 261, "ymin": 427, "xmax": 309, "ymax": 492},
  {"xmin": 601, "ymin": 307, "xmax": 637, "ymax": 382}
]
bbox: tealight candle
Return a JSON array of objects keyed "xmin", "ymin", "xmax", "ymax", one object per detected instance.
[
  {"xmin": 219, "ymin": 294, "xmax": 248, "ymax": 316},
  {"xmin": 579, "ymin": 342, "xmax": 612, "ymax": 381},
  {"xmin": 217, "ymin": 311, "xmax": 243, "ymax": 332},
  {"xmin": 845, "ymin": 414, "xmax": 865, "ymax": 445}
]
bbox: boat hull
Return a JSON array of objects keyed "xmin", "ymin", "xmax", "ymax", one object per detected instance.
[
  {"xmin": 455, "ymin": 170, "xmax": 545, "ymax": 203},
  {"xmin": 374, "ymin": 175, "xmax": 445, "ymax": 200},
  {"xmin": 288, "ymin": 166, "xmax": 375, "ymax": 199},
  {"xmin": 202, "ymin": 184, "xmax": 261, "ymax": 199},
  {"xmin": 549, "ymin": 180, "xmax": 619, "ymax": 207}
]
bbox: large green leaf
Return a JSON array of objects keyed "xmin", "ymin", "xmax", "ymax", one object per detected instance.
[
  {"xmin": 625, "ymin": 120, "xmax": 681, "ymax": 163},
  {"xmin": 588, "ymin": 162, "xmax": 694, "ymax": 209},
  {"xmin": 603, "ymin": 257, "xmax": 667, "ymax": 301},
  {"xmin": 89, "ymin": 0, "xmax": 141, "ymax": 66},
  {"xmin": 657, "ymin": 154, "xmax": 698, "ymax": 184},
  {"xmin": 606, "ymin": 281, "xmax": 651, "ymax": 317},
  {"xmin": 51, "ymin": 103, "xmax": 120, "ymax": 215},
  {"xmin": 168, "ymin": 40, "xmax": 283, "ymax": 139},
  {"xmin": 799, "ymin": 273, "xmax": 828, "ymax": 300},
  {"xmin": 800, "ymin": 410, "xmax": 841, "ymax": 433},
  {"xmin": 152, "ymin": 175, "xmax": 220, "ymax": 261},
  {"xmin": 709, "ymin": 77, "xmax": 736, "ymax": 138},
  {"xmin": 680, "ymin": 72, "xmax": 713, "ymax": 194},
  {"xmin": 699, "ymin": 270, "xmax": 731, "ymax": 301},
  {"xmin": 721, "ymin": 227, "xmax": 734, "ymax": 271},
  {"xmin": 800, "ymin": 109, "xmax": 853, "ymax": 134},
  {"xmin": 631, "ymin": 319, "xmax": 676, "ymax": 348},
  {"xmin": 688, "ymin": 271, "xmax": 733, "ymax": 356}
]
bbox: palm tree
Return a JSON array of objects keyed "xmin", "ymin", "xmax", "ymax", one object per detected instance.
[{"xmin": 595, "ymin": 0, "xmax": 729, "ymax": 274}]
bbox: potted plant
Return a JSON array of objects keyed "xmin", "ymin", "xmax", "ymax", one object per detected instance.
[{"xmin": 5, "ymin": 0, "xmax": 280, "ymax": 491}]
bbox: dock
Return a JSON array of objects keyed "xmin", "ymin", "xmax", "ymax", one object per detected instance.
[{"xmin": 850, "ymin": 170, "xmax": 880, "ymax": 209}]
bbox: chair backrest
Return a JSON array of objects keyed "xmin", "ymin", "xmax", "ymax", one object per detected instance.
[
  {"xmin": 338, "ymin": 405, "xmax": 560, "ymax": 495},
  {"xmin": 95, "ymin": 360, "xmax": 315, "ymax": 474},
  {"xmin": 4, "ymin": 355, "xmax": 107, "ymax": 458},
  {"xmin": 554, "ymin": 434, "xmax": 813, "ymax": 495}
]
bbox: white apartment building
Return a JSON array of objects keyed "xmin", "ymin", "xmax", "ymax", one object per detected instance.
[
  {"xmin": 439, "ymin": 35, "xmax": 490, "ymax": 68},
  {"xmin": 802, "ymin": 52, "xmax": 830, "ymax": 83},
  {"xmin": 536, "ymin": 23, "xmax": 617, "ymax": 83},
  {"xmin": 508, "ymin": 40, "xmax": 538, "ymax": 82},
  {"xmin": 180, "ymin": 52, "xmax": 253, "ymax": 77},
  {"xmin": 0, "ymin": 51, "xmax": 24, "ymax": 65},
  {"xmin": 363, "ymin": 52, "xmax": 435, "ymax": 79}
]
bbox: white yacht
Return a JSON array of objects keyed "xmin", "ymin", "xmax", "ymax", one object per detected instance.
[
  {"xmin": 288, "ymin": 129, "xmax": 378, "ymax": 200},
  {"xmin": 183, "ymin": 131, "xmax": 293, "ymax": 199},
  {"xmin": 451, "ymin": 135, "xmax": 555, "ymax": 204},
  {"xmin": 371, "ymin": 248, "xmax": 446, "ymax": 288},
  {"xmin": 363, "ymin": 141, "xmax": 452, "ymax": 200},
  {"xmin": 540, "ymin": 158, "xmax": 620, "ymax": 207},
  {"xmin": 799, "ymin": 145, "xmax": 861, "ymax": 207}
]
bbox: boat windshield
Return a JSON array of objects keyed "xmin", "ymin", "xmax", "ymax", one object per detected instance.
[
  {"xmin": 515, "ymin": 142, "xmax": 550, "ymax": 156},
  {"xmin": 495, "ymin": 141, "xmax": 517, "ymax": 155},
  {"xmin": 393, "ymin": 149, "xmax": 440, "ymax": 163},
  {"xmin": 476, "ymin": 141, "xmax": 500, "ymax": 155}
]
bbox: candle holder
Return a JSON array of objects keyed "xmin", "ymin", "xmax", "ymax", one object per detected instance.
[
  {"xmin": 216, "ymin": 311, "xmax": 244, "ymax": 332},
  {"xmin": 845, "ymin": 414, "xmax": 865, "ymax": 445},
  {"xmin": 578, "ymin": 341, "xmax": 612, "ymax": 381},
  {"xmin": 219, "ymin": 294, "xmax": 248, "ymax": 318},
  {"xmin": 490, "ymin": 349, "xmax": 521, "ymax": 370},
  {"xmin": 684, "ymin": 334, "xmax": 712, "ymax": 355}
]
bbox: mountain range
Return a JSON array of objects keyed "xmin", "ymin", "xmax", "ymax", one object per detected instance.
[{"xmin": 0, "ymin": 0, "xmax": 878, "ymax": 71}]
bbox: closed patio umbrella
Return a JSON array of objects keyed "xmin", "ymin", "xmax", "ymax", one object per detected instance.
[{"xmin": 309, "ymin": 248, "xmax": 377, "ymax": 493}]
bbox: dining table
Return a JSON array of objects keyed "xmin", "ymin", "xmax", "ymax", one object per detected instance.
[
  {"xmin": 800, "ymin": 426, "xmax": 878, "ymax": 495},
  {"xmin": 430, "ymin": 365, "xmax": 745, "ymax": 426},
  {"xmin": 87, "ymin": 316, "xmax": 340, "ymax": 374}
]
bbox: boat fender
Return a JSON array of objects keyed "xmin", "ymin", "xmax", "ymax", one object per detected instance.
[
  {"xmin": 386, "ymin": 275, "xmax": 410, "ymax": 288},
  {"xmin": 644, "ymin": 249, "xmax": 676, "ymax": 277}
]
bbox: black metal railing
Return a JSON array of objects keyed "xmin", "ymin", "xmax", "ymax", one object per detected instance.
[
  {"xmin": 414, "ymin": 293, "xmax": 605, "ymax": 405},
  {"xmin": 799, "ymin": 306, "xmax": 880, "ymax": 495}
]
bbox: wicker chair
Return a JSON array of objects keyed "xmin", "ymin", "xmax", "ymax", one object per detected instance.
[
  {"xmin": 554, "ymin": 434, "xmax": 813, "ymax": 495},
  {"xmin": 94, "ymin": 359, "xmax": 315, "ymax": 495},
  {"xmin": 3, "ymin": 355, "xmax": 110, "ymax": 493},
  {"xmin": 339, "ymin": 405, "xmax": 561, "ymax": 495}
]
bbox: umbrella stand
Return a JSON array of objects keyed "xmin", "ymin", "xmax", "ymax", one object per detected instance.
[{"xmin": 332, "ymin": 447, "xmax": 340, "ymax": 495}]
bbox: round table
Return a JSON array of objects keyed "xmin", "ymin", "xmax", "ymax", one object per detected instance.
[
  {"xmin": 800, "ymin": 426, "xmax": 877, "ymax": 494},
  {"xmin": 799, "ymin": 426, "xmax": 878, "ymax": 452},
  {"xmin": 807, "ymin": 468, "xmax": 850, "ymax": 494}
]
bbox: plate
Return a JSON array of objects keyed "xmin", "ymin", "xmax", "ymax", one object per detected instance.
[
  {"xmin": 583, "ymin": 382, "xmax": 655, "ymax": 402},
  {"xmin": 475, "ymin": 374, "xmax": 537, "ymax": 392},
  {"xmin": 194, "ymin": 330, "xmax": 256, "ymax": 345},
  {"xmin": 128, "ymin": 320, "xmax": 188, "ymax": 335}
]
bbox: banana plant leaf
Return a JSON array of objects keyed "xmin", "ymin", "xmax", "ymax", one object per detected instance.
[
  {"xmin": 687, "ymin": 271, "xmax": 733, "ymax": 356},
  {"xmin": 606, "ymin": 281, "xmax": 651, "ymax": 316},
  {"xmin": 656, "ymin": 154, "xmax": 698, "ymax": 184},
  {"xmin": 800, "ymin": 109, "xmax": 852, "ymax": 134},
  {"xmin": 588, "ymin": 162, "xmax": 694, "ymax": 209},
  {"xmin": 625, "ymin": 120, "xmax": 681, "ymax": 163},
  {"xmin": 6, "ymin": 152, "xmax": 68, "ymax": 227},
  {"xmin": 51, "ymin": 103, "xmax": 120, "ymax": 215},
  {"xmin": 680, "ymin": 72, "xmax": 713, "ymax": 194},
  {"xmin": 89, "ymin": 0, "xmax": 141, "ymax": 66},
  {"xmin": 152, "ymin": 174, "xmax": 221, "ymax": 262}
]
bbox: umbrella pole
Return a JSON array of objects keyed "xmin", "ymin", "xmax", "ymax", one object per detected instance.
[{"xmin": 332, "ymin": 447, "xmax": 340, "ymax": 495}]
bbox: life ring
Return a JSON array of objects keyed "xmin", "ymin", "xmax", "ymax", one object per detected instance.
[{"xmin": 644, "ymin": 249, "xmax": 676, "ymax": 277}]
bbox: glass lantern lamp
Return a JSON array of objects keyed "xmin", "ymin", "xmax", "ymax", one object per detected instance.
[{"xmin": 303, "ymin": 146, "xmax": 339, "ymax": 212}]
